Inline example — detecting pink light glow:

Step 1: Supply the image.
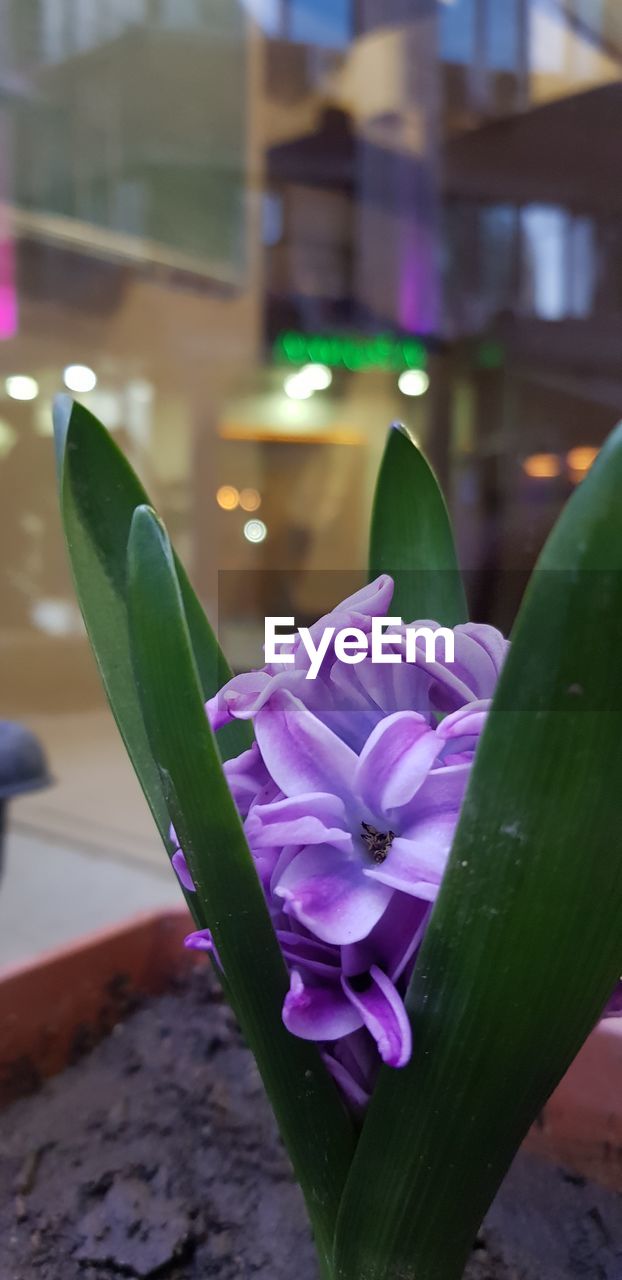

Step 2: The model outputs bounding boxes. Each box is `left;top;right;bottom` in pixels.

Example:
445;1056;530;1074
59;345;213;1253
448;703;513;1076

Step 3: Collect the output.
0;238;17;340
398;230;439;337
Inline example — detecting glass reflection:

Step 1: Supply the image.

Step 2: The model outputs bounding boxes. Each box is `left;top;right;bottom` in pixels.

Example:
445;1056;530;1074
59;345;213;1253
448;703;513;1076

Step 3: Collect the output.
0;0;620;892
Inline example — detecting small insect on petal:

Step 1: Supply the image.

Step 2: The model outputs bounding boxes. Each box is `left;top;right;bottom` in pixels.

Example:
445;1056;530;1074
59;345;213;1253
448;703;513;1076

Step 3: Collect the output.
361;822;396;865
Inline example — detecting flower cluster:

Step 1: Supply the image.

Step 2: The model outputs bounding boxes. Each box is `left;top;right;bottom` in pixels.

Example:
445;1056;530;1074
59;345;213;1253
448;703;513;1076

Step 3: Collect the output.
172;577;512;1111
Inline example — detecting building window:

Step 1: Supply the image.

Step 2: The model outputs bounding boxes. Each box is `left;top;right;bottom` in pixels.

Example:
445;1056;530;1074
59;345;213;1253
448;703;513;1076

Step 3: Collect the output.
521;204;568;319
262;191;284;246
439;0;477;64
479;204;519;314
568;216;596;318
485;0;520;70
241;0;351;45
241;0;281;35
289;0;351;48
529;0;566;72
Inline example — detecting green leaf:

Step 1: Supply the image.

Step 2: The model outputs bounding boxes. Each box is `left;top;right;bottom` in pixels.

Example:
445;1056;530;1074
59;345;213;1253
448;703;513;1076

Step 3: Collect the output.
53;397;251;858
336;423;622;1280
369;423;468;627
126;506;356;1272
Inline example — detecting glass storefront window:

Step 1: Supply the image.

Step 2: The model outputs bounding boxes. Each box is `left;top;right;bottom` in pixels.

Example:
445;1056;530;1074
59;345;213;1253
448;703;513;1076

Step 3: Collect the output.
0;0;621;941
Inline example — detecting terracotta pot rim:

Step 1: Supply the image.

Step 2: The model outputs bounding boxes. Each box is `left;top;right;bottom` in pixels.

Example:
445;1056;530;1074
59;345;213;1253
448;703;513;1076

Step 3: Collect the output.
0;907;619;1193
0;905;190;985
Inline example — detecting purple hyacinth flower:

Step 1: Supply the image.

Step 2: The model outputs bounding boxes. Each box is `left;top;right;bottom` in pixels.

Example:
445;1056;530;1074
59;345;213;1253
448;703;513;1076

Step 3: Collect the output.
253;693;466;941
206;575;395;732
207;575;508;754
173;577;514;1109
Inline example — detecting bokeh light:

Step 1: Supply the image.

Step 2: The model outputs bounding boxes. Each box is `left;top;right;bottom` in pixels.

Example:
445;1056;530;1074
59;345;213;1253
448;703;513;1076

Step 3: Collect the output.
239;487;261;512
397;369;429;397
5;375;39;401
216;485;240;510
299;363;332;390
522;453;562;479
567;446;598;474
244;519;267;543
63;364;98;393
284;373;314;400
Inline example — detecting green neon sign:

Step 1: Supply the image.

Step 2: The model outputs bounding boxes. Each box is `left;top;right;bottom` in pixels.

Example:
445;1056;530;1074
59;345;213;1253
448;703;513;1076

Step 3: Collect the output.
274;330;428;372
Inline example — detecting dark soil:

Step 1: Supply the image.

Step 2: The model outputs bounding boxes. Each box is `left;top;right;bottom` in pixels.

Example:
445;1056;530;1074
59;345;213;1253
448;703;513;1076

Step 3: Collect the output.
0;968;621;1280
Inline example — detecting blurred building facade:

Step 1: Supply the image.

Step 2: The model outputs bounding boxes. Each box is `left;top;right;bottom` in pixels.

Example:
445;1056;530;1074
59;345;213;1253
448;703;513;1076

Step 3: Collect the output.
0;0;621;716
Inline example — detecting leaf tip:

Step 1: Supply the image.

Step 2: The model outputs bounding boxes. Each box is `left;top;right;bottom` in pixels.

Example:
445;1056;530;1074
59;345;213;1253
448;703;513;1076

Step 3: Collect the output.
130;501;162;533
52;394;75;482
389;419;415;443
596;420;622;469
129;502;172;566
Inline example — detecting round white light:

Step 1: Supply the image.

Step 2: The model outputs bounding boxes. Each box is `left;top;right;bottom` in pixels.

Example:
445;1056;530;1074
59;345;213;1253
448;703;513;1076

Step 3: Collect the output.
300;363;332;391
63;364;97;393
398;369;430;397
30;598;82;637
244;519;267;544
284;373;313;401
5;375;39;401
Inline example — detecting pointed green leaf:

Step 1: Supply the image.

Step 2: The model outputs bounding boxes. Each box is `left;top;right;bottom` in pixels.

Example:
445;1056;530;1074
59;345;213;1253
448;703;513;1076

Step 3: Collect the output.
369;423;468;626
127;506;356;1271
336;424;622;1280
54;397;251;858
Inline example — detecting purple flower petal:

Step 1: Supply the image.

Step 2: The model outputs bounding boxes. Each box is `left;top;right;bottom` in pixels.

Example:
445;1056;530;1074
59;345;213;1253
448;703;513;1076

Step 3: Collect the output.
459;622;508;682
604;982;622;1017
255;690;358;802
275;844;392;944
277;929;341;979
343;966;412;1067
365;826;454;899
172;848;195;893
342;895;431;985
268;844;306;895
303;575;395;657
332;574;395;621
437;700;490;743
335;637;422;715
324;1028;378;1111
184;928;222;969
408;763;472;815
323;1051;371;1115
245;792;351;850
223;743;273;818
282;970;363;1041
421;624;508;713
356;711;439;815
206;671;271;729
